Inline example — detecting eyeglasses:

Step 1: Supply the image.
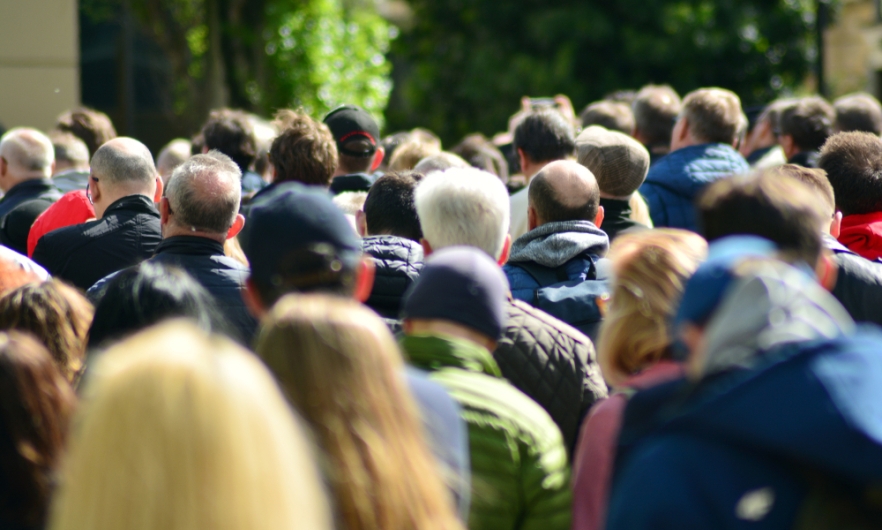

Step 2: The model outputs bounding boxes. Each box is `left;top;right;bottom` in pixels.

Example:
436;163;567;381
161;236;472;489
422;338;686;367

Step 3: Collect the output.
86;176;98;205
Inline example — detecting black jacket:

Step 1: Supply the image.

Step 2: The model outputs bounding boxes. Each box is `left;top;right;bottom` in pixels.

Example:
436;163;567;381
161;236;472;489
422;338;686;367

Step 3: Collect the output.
330;173;374;195
0;179;62;254
827;235;882;326
599;197;648;243
361;235;423;319
788;150;820;168
33;195;161;290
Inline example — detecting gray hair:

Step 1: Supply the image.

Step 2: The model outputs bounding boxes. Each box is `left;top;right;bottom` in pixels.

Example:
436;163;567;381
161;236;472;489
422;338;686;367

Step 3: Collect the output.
50;132;90;166
0;128;54;177
413;152;469;174
91;137;156;186
156;139;192;178
166;151;242;234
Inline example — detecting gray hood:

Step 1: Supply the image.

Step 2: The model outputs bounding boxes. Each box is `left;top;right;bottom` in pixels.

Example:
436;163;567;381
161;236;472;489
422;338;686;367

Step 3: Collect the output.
507;220;609;268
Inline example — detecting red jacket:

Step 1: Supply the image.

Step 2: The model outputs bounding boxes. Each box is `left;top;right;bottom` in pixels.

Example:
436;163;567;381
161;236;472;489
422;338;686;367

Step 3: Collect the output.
838;212;882;262
27;190;95;257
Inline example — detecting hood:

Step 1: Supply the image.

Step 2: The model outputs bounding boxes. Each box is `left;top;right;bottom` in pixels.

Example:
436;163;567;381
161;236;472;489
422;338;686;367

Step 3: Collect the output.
507;220;609;268
644;143;749;198
838;212;882;261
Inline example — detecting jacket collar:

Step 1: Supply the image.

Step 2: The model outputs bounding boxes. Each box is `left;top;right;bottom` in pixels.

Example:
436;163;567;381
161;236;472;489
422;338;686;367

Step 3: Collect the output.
599;197;633;220
400;334;502;378
2;178;56;199
103;194;160;217
155;235;225;257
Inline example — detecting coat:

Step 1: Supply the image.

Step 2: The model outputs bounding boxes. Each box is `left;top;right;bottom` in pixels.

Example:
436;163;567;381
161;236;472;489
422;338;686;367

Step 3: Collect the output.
361;235;423;319
825;234;882;327
0;178;62;255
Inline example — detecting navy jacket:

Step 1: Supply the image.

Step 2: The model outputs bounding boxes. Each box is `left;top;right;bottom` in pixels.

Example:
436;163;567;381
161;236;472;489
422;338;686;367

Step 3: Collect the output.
0;178;62;254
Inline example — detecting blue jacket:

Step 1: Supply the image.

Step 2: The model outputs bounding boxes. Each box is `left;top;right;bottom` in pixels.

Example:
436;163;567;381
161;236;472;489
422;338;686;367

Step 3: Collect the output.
639;143;749;231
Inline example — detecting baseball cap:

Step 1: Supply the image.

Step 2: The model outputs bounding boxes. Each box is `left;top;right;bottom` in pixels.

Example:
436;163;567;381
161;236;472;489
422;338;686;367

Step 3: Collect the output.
576;126;650;197
323;105;380;158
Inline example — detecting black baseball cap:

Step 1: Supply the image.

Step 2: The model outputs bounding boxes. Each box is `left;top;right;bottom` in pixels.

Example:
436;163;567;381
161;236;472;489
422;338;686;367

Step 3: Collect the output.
323;105;380;157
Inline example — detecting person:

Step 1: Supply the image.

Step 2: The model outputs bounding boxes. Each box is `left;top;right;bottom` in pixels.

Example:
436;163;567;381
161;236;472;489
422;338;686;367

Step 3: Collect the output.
200;108;267;195
413;152;470;174
0;128;62;254
739;100;790;169
576;126;651;241
48;320;332;530
88;152;255;343
0;280;93;384
54;107;116;157
256;295;467;529
451;134;509;182
155;138;191;184
0;332;76;530
0;244;48;283
25;190;95;258
323;105;385;194
833;92;882;135
415;167;608;454
777;96;835;168
400;246;571;530
389;140;442;171
508;110;576;238
639;87;750;231
630;84;682;165
579;100;635;135
572;229;706;530
49;132;90;193
32;138;163;290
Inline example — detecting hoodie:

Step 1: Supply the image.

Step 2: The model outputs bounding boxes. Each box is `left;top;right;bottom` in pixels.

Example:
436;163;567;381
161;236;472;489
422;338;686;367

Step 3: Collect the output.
838;212;882;262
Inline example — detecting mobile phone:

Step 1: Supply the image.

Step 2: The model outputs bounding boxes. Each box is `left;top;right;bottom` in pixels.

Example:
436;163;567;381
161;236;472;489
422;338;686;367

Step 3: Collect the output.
530;98;559;110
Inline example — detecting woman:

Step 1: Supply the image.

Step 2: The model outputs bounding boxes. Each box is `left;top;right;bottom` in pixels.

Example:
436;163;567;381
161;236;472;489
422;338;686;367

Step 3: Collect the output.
256;294;464;530
49;320;330;530
572;229;706;530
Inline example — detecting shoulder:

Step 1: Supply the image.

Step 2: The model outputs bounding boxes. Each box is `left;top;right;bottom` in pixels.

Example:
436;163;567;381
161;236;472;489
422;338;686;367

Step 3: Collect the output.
503;298;592;352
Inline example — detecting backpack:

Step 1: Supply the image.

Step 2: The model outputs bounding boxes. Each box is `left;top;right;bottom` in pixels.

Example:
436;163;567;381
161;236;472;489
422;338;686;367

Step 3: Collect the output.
510;256;611;341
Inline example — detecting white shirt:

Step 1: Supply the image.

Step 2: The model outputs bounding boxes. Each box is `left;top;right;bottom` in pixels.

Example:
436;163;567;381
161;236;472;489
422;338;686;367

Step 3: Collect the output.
509;182;531;240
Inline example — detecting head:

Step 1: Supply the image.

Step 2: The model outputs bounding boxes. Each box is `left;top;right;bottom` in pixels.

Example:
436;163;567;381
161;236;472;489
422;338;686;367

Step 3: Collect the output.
358;171;425;241
631;84;682;150
378;131;413;171
49;132;89;175
55;107;116;157
818;131;882;216
388;140;442;171
49;320;331;530
527;160;603;230
332;191;369;216
200;108;257;174
579;100;635;134
88;137;162;219
0;280;93;383
597;230;707;386
671;88;746;151
777;96;835;158
0;128;55;192
0;262;40;296
161;151;244;242
323;105;385;175
156;138;191;183
256;295;462;530
269;110;338;186
768;164;839;236
0;332;75;529
834;92;882;135
741;99;796;154
513;110;576;178
413;152;470;174
576;126;650;199
450;134;509;181
414;167;511;262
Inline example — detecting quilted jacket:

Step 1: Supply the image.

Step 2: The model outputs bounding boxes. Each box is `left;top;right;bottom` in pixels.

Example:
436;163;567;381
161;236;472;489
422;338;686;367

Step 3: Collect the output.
402;333;572;530
639;143;749;231
361;235;423;319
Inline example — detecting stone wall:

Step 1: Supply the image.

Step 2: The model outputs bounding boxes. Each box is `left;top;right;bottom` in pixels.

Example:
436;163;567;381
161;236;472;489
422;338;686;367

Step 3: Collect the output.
825;0;882;97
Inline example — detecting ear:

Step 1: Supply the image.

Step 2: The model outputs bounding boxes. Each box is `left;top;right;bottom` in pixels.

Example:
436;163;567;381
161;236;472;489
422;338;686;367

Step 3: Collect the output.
420;238;433;257
830;211;843;239
202;146;209;154
353;257;376;303
153;176;164;203
497;234;512;265
779;134;796;159
370;147;385;172
816;251;838;292
0;156;7;177
678;118;690;143
355;210;368;237
594;205;605;229
159;197;171;225
402;319;414;335
527;205;539;231
271;164;277;184
50;160;57;176
517;148;528;174
226;214;245;239
243;279;267;318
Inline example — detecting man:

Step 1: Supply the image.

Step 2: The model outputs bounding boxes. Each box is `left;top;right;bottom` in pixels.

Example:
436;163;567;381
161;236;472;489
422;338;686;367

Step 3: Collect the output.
201;108;266;195
323;105;385;195
508;110;576;239
400;246;571;530
777;96;834;168
576;126;650;241
739;100;790;169
156;138;191;184
415;167;608;454
639;87;749;231
33;138;162;290
0;128;62;254
834;92;882;135
631;84;682;165
50;132;91;193
579;100;635;135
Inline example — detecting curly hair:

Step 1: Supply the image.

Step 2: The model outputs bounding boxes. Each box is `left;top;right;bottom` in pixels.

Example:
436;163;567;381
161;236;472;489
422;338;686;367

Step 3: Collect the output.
269;110;337;186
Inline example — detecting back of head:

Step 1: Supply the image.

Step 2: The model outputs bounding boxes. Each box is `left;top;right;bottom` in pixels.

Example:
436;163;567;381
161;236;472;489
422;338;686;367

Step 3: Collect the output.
414;167;510;260
818;131;882;216
681;87;745;145
769;164;835;219
90;137;157;190
55;107;117;157
413;152;469;174
156;139;192;179
201;109;257;173
50;132;89;170
363;171;424;241
165;151;242;235
389;140;441;171
0;128;55;179
778;96;835;152
528;159;601;224
50;320;331;530
323;105;380;174
576;126;650;197
632;84;682;148
270;110;338;186
834;92;882;135
697;171;828;266
513;110;575;163
579;100;636;134
451;134;509;181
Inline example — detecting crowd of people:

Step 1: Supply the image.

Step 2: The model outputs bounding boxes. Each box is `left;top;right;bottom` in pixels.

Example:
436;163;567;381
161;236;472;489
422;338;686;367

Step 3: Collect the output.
2;81;882;530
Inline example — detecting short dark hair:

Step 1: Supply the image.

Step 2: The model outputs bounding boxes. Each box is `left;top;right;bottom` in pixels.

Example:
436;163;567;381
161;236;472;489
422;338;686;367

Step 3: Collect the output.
513;110;575;163
55;107;117;156
201;108;257;173
632;85;681;148
528;165;600;223
363;171;424;241
269;110;338;186
778;97;835;152
818;131;882;215
698;171;827;266
451;134;509;181
580;100;635;134
834;93;882;135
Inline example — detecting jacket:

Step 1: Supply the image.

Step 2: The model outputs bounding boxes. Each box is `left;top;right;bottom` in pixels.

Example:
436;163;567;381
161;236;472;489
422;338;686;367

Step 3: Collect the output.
824;234;882;326
361;235;423;319
495;298;608;455
838;212;882;261
32;194;161;290
598;197;648;243
51;169;90;193
401;334;572;530
330;173;374;195
788;150;820;168
27;190;95;257
0;178;62;255
639;143;749;231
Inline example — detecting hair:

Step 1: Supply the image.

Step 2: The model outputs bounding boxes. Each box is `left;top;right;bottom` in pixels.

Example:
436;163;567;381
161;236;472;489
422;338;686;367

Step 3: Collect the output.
200;108;257;173
413;152;469;174
0;332;75;529
632;84;682;148
338;139;377;174
698;171;828;266
379;131;413;170
90;138;156;187
415;167;510;260
165;151;242;234
364;171;425;241
49;320;331;530
156;138;191;179
87;262;230;349
630;192;654;227
389;140;441;171
598;230;706;386
575;126;650;197
451;134;509;181
0;280;92;383
513;110;575;163
55;107;117;157
0;128;55;177
579;100;635;134
778;96;835;152
50;132;89;167
332;191;369;216
834;92;882;135
818;131;882;215
255;295;462;530
770;164;835;219
681;88;745;145
528;162;601;223
270;110;338;186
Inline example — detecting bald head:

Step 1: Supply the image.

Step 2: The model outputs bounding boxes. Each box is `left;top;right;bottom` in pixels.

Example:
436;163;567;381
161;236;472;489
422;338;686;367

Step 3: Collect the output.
165;151;242;235
0;128;54;180
91;137;156;188
528;160;601;225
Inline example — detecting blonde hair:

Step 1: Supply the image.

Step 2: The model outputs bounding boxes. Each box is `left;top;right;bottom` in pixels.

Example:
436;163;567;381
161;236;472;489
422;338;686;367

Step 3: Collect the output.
389;140;441;171
49;320;331;530
598;229;707;386
256;294;464;530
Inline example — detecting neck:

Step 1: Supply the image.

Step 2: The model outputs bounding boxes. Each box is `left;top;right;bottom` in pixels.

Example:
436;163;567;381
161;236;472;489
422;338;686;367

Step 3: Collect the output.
96;191;151;218
1;174;44;192
332;165;369;178
522;160;549;182
163;224;226;243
